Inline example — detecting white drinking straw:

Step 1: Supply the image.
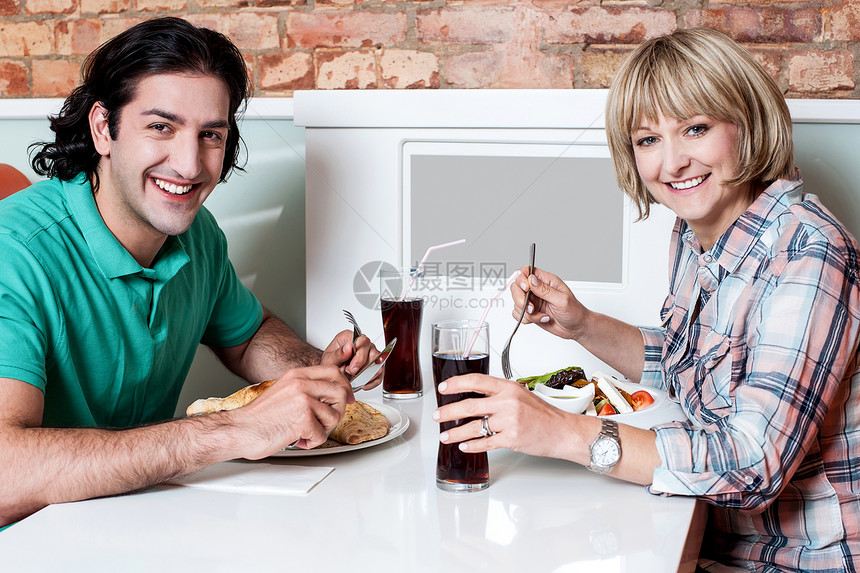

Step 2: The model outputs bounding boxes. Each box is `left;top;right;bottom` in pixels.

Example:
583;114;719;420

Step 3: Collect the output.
463;269;522;358
400;238;466;300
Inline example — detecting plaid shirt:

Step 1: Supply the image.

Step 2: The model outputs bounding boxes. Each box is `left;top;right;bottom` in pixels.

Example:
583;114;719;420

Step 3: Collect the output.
639;178;860;572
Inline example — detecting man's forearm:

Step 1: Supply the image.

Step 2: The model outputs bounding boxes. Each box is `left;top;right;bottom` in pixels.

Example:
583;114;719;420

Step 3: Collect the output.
215;311;323;383
0;413;239;526
247;315;322;370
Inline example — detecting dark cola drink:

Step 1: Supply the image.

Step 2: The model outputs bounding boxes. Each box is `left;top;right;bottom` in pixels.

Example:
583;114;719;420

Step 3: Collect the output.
381;297;424;398
433;352;490;491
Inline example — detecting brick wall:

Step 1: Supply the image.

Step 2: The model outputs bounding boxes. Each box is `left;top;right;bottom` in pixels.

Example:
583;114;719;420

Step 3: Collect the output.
0;1;857;99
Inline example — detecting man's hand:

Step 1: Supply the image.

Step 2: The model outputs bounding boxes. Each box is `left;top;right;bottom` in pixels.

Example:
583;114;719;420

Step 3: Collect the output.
320;330;384;391
232;365;354;457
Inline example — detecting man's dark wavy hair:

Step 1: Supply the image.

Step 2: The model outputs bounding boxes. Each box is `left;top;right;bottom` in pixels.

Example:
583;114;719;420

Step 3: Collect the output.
30;17;250;191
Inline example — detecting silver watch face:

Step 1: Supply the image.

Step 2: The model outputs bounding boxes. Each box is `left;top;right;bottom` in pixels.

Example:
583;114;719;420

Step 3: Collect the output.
592;436;620;466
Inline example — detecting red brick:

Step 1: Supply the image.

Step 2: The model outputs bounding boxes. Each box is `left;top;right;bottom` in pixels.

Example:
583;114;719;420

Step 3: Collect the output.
55;19;101;56
32;58;79;96
80;0;130;13
0;59;28;96
187;13;281;51
0;21;54;57
0;0;20;15
196;0;247;8
823;3;860;42
445;50;504;88
581;48;631;88
98;17;146;44
418;6;516;44
380;49;440;88
445;47;574;89
256;0;304;6
137;0;187;12
788;50;854;94
745;45;784;86
287;10;407;49
315;50;377;89
258;52;314;91
685;8;818;42
25;0;75;14
545;7;675;44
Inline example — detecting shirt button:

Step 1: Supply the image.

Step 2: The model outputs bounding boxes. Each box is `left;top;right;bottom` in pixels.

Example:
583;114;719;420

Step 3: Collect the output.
744;475;754;485
703;254;713;264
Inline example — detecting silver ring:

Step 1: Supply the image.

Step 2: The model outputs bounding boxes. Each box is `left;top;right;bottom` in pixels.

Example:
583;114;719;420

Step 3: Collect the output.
479;416;493;437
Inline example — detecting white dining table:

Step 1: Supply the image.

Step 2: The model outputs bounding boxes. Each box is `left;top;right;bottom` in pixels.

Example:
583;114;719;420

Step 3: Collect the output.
0;382;705;573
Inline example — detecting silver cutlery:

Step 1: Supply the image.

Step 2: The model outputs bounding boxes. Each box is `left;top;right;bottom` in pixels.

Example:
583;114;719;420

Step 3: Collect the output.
501;243;536;379
349;337;396;392
343;309;362;343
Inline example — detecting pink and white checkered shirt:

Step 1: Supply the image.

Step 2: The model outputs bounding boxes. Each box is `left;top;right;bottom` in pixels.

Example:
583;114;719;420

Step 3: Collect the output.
639;177;860;571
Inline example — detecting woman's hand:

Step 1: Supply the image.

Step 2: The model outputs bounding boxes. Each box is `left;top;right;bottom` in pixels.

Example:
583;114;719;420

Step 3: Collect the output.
432;373;593;462
512;266;590;341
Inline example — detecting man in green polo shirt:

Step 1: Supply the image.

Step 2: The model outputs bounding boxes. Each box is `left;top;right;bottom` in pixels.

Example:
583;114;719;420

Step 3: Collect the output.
0;18;379;527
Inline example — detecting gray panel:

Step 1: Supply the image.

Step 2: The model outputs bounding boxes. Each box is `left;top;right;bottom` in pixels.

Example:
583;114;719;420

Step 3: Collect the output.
793;123;860;241
410;155;624;283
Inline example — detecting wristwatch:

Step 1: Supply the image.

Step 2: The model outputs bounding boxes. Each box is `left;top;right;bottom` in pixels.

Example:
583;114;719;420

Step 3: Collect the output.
587;419;621;474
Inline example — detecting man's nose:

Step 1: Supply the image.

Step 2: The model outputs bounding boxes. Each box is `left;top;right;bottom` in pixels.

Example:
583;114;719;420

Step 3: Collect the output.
169;134;203;180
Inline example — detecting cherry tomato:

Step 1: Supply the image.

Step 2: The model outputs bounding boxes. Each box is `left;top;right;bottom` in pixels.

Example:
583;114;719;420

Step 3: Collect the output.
597;403;617;416
631;390;655;411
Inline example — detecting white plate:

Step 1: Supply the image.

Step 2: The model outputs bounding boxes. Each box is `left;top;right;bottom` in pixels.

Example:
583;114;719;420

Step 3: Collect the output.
532;380;686;430
270;402;410;458
604;383;686;430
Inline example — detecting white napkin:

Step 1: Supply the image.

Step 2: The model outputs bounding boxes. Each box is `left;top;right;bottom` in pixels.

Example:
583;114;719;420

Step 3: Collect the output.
167;461;334;495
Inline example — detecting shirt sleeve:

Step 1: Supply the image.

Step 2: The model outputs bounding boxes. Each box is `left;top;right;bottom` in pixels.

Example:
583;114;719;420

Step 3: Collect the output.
0;235;53;390
639;325;666;389
649;237;860;511
197;213;264;348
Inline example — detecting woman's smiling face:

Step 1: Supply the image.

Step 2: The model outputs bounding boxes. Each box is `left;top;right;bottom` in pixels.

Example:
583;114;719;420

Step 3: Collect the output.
632;111;755;250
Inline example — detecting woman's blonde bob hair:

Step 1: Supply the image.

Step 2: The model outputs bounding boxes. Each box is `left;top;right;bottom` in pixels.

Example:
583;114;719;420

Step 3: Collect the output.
606;27;795;219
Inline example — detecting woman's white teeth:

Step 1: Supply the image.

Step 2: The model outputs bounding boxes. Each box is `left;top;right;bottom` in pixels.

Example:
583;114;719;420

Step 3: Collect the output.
669;175;705;190
154;178;192;195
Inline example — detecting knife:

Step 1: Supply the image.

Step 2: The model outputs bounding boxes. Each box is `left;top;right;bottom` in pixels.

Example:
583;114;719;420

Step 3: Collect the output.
349;337;397;391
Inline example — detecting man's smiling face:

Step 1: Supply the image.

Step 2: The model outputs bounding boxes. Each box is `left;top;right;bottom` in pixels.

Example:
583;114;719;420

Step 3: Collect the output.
90;72;231;264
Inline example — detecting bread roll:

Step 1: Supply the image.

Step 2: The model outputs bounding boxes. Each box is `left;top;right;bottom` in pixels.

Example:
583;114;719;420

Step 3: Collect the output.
185;382;390;446
185;380;274;417
329;401;390;445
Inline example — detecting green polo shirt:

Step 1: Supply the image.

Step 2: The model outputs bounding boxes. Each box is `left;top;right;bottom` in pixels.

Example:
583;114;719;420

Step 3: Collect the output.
0;174;263;427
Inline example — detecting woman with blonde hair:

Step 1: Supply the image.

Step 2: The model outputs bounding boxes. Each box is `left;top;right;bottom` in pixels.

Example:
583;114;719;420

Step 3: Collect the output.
435;28;860;571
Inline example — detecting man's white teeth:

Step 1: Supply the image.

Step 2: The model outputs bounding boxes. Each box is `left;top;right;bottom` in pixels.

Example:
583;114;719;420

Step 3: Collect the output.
669;175;705;190
154;178;192;195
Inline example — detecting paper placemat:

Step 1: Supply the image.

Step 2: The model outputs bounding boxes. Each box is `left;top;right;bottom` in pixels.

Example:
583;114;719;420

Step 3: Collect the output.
167;461;334;495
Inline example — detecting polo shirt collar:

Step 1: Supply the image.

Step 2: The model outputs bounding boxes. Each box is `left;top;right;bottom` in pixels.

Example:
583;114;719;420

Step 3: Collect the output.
63;173;190;280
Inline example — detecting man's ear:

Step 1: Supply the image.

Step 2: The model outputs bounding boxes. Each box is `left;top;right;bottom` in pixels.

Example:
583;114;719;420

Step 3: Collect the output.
89;102;111;157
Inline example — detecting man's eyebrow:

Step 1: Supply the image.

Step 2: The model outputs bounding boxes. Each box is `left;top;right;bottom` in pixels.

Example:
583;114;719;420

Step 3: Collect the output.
141;108;229;130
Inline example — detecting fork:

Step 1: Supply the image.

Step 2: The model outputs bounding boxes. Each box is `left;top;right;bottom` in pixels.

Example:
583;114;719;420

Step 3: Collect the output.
343;309;362;343
501;243;536;379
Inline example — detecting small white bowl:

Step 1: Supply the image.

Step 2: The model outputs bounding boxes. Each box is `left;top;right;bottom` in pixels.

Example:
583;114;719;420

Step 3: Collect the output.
533;382;595;414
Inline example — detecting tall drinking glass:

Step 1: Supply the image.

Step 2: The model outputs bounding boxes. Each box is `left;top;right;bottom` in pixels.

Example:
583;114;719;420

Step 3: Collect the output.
380;268;424;399
432;320;490;492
